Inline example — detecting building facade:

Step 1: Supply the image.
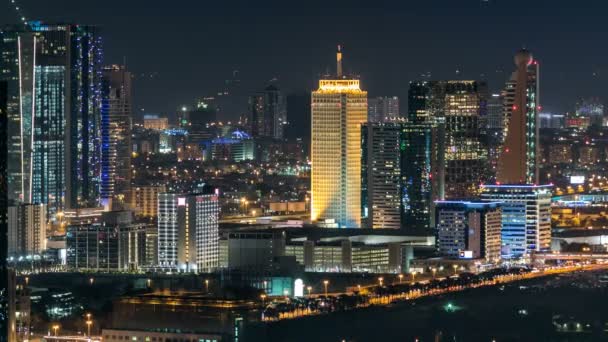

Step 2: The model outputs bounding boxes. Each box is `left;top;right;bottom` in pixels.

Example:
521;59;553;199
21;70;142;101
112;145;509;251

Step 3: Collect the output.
408;80;488;199
311;47;367;228
129;185;166;218
435;201;502;263
248;84;287;139
497;49;540;185
368;96;399;122
481;184;551;258
361;122;401;229
157;192;219;272
101;65;132;208
7;203;47;256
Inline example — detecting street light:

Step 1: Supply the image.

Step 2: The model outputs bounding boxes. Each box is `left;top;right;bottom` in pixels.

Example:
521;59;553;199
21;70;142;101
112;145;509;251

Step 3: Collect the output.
323;280;329;296
398;274;404;284
260;294;267;305
431;268;437;279
307;286;312;296
205;279;209;292
378;277;384;287
89;277;94;285
52;325;60;336
411;271;417;282
452;264;458;275
86;320;92;336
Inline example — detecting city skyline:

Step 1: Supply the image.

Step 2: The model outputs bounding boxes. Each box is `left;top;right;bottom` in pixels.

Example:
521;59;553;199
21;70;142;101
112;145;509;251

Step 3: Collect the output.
1;1;607;121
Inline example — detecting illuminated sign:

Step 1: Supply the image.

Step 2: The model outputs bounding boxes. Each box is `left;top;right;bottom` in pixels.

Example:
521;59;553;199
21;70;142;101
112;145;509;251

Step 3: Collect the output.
570;176;585;184
459;250;473;259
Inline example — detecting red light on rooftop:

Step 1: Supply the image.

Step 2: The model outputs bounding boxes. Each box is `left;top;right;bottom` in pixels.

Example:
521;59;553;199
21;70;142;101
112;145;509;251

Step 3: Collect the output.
512;105;518;111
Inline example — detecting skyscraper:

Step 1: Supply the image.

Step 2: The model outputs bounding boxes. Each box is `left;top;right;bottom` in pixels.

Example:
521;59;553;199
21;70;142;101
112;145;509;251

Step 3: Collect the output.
480;184;551;259
311;46;367;228
408;80;488;199
400;122;437;229
0;80;10;342
0;22;104;217
248;85;287;139
497;49;539;185
435;200;502;263
361;122;438;230
361;123;401;229
368;96;400;122
157;192;219;272
101;65;132;208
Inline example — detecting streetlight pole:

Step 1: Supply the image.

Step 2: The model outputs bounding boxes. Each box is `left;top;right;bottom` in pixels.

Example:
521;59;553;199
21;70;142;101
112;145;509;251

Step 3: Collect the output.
398;274;404;284
307;286;312;297
411;271;417;283
52;325;59;336
323;280;329;296
86;320;92;336
205;279;209;292
452;264;458;276
378;277;384;287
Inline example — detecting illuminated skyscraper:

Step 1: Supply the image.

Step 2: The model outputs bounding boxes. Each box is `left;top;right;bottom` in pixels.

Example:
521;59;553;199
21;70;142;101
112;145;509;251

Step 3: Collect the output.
101;65;132;208
248;85;287;139
408;80;488;199
361;122;401;229
0;23;103;216
311;46;367;228
497;49;539;185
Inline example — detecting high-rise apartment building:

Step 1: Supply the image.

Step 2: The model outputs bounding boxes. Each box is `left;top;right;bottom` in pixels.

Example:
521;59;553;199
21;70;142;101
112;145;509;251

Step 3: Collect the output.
361;123;401;229
435;200;502;263
311;46;367;228
0;22;104;217
497;49;539;185
157;192;219;272
480;184;551;259
368;96;399;122
7;203;47;256
574;97;604;127
408;80;488;199
101;65;132;208
249;85;287;139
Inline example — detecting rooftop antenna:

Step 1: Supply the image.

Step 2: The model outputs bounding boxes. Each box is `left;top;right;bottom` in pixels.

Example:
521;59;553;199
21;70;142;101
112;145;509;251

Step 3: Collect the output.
336;45;343;78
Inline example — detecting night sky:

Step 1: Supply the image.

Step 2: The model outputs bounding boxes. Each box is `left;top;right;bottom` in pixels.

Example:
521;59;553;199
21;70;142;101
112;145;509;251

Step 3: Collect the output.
2;0;607;120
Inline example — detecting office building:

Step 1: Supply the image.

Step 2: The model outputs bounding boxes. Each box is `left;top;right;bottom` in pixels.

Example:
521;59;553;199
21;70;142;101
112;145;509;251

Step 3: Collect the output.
142;114;168;130
400;123;437;229
185;101;217;144
497;49;540;184
435;201;502;263
311;46;367;228
481;184;551;259
7;203;47;256
408;80;488;199
101;65;132;208
129;185;166;218
211;130;255;162
361;122;401;229
158;192;219;272
66;220;120;272
249;84;287;139
368;96;400;122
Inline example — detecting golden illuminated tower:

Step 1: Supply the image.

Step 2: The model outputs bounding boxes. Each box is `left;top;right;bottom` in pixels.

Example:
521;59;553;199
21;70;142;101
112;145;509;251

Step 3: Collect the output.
311;46;367;228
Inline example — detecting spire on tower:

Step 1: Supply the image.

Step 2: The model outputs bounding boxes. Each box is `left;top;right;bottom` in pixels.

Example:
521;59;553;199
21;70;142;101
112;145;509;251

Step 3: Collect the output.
336;45;343;78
